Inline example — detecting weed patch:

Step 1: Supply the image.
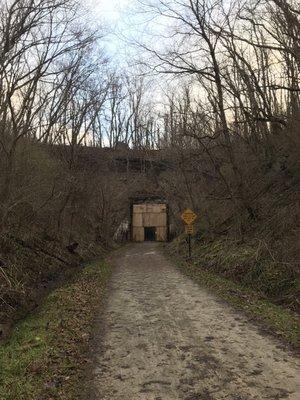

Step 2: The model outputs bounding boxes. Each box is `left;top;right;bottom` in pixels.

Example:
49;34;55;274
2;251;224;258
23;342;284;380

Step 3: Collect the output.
165;239;300;349
0;260;111;400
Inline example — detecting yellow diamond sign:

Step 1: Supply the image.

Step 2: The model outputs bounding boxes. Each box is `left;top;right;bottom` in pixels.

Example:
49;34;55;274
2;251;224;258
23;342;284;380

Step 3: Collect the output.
181;208;197;225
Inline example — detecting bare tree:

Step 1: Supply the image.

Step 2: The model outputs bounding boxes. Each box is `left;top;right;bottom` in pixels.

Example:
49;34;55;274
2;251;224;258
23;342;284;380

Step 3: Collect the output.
0;0;106;231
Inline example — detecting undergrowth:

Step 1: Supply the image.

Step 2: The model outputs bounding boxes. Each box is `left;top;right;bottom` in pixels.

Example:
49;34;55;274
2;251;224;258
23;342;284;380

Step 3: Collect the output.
0;233;106;330
166;237;300;349
0;260;111;400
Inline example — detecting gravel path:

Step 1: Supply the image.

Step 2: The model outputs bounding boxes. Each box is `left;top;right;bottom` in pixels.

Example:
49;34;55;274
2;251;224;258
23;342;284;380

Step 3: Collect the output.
92;243;300;400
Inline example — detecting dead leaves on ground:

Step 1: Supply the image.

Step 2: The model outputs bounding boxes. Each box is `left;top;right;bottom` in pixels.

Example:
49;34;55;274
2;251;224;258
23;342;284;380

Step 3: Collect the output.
33;264;110;400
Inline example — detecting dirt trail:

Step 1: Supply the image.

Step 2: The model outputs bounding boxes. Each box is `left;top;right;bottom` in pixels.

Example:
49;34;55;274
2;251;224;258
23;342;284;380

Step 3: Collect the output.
92;243;300;400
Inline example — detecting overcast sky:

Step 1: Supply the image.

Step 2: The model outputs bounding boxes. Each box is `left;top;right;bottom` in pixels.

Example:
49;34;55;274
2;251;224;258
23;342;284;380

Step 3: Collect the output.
84;0;165;65
88;0;132;22
85;0;136;56
83;0;185;102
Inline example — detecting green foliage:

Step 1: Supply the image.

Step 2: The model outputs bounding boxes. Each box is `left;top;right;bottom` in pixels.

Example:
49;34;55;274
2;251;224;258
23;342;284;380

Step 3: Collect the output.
0;261;111;400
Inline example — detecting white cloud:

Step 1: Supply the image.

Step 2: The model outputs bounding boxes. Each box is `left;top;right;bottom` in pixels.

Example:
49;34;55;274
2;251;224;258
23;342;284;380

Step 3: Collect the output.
88;0;132;22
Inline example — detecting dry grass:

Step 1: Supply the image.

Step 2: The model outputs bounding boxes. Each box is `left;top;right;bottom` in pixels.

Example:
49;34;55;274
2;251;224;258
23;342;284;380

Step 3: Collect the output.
165;237;300;348
0;260;111;400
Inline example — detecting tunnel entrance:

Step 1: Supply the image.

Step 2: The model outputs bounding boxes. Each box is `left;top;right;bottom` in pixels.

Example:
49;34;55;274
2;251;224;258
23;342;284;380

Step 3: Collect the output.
144;227;156;241
131;196;168;242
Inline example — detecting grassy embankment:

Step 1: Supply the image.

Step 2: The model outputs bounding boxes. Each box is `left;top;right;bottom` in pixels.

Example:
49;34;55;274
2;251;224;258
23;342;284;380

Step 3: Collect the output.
0;260;111;400
0;233;108;330
166;237;300;349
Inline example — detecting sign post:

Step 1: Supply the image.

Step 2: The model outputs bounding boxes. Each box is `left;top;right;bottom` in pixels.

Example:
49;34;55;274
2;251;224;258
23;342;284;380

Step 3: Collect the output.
188;232;191;258
181;209;197;258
